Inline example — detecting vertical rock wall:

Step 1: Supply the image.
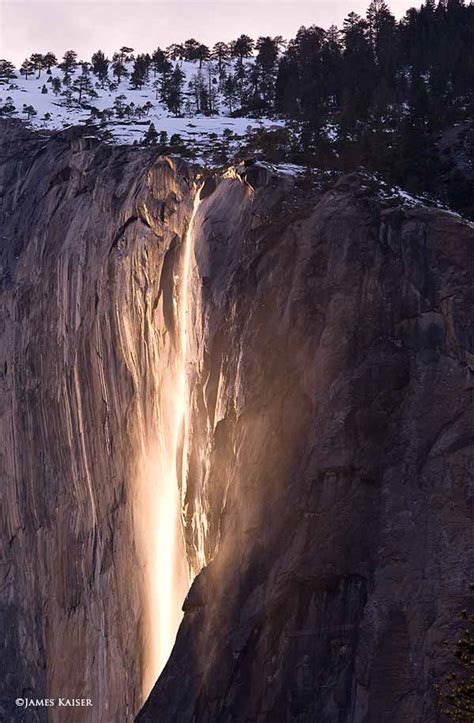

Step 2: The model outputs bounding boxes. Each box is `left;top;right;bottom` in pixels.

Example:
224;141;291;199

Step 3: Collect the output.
0;123;472;723
0;123;196;721
140;168;473;722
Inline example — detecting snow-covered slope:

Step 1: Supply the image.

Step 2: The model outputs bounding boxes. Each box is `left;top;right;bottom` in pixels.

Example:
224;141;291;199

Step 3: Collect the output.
0;60;284;159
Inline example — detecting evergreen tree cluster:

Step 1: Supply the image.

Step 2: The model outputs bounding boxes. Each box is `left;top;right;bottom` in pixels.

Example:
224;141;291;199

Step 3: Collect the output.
271;0;472;203
3;0;471;128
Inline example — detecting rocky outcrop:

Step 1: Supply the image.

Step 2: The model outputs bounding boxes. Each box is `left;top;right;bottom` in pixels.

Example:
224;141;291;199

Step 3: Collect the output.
0;121;472;722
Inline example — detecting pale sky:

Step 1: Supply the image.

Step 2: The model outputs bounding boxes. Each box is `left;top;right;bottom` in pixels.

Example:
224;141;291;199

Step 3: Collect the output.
1;0;419;66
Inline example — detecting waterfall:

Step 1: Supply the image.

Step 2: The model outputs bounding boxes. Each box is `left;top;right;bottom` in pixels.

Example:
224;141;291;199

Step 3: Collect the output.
135;185;202;700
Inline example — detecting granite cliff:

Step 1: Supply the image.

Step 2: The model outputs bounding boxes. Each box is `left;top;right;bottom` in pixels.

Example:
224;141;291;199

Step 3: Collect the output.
0;121;472;722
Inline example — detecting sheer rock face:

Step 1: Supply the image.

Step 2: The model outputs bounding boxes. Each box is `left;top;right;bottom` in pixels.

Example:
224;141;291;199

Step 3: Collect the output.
0;122;472;723
0;122;196;722
139;171;473;722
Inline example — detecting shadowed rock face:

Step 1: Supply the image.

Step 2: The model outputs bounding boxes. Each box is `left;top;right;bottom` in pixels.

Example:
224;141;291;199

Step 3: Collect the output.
139;172;473;721
0;121;472;722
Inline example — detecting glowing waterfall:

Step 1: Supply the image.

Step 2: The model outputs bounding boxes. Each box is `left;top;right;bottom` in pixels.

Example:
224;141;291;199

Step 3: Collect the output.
136;186;202;699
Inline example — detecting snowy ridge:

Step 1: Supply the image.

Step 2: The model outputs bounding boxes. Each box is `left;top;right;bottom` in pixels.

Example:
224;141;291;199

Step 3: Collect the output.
0;60;284;162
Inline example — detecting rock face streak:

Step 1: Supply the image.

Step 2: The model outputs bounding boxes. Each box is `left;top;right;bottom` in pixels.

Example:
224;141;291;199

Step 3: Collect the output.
0;123;472;722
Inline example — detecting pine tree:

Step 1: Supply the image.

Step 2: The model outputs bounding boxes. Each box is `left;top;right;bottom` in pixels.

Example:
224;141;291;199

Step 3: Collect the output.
211;42;231;75
123;101;135;120
275;56;299;116
223;74;238;113
169;133;186;154
130;54;148;89
91;50;109;84
112;54;128;84
51;77;62;95
234;61;248;106
195;44;210;69
366;1;389;49
166;44;185;61
253;36;281;110
151;48;170;76
62;88;73;108
119;46;134;62
0;59;16;83
183;38;201;62
60;50;78;74
160;65;185;115
288;26;326;120
170;65;185;115
152;76;161;101
20;59;35;80
189;69;211;114
113;93;127;118
321;25;343;108
43;52;58;72
142;122;159;145
72;64;97;104
367;1;397;88
231;35;254;67
143;53;152;79
29;53;45;78
341;12;375;126
22;103;37;120
206;62;219;114
393;67;438;193
0;96;16;116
